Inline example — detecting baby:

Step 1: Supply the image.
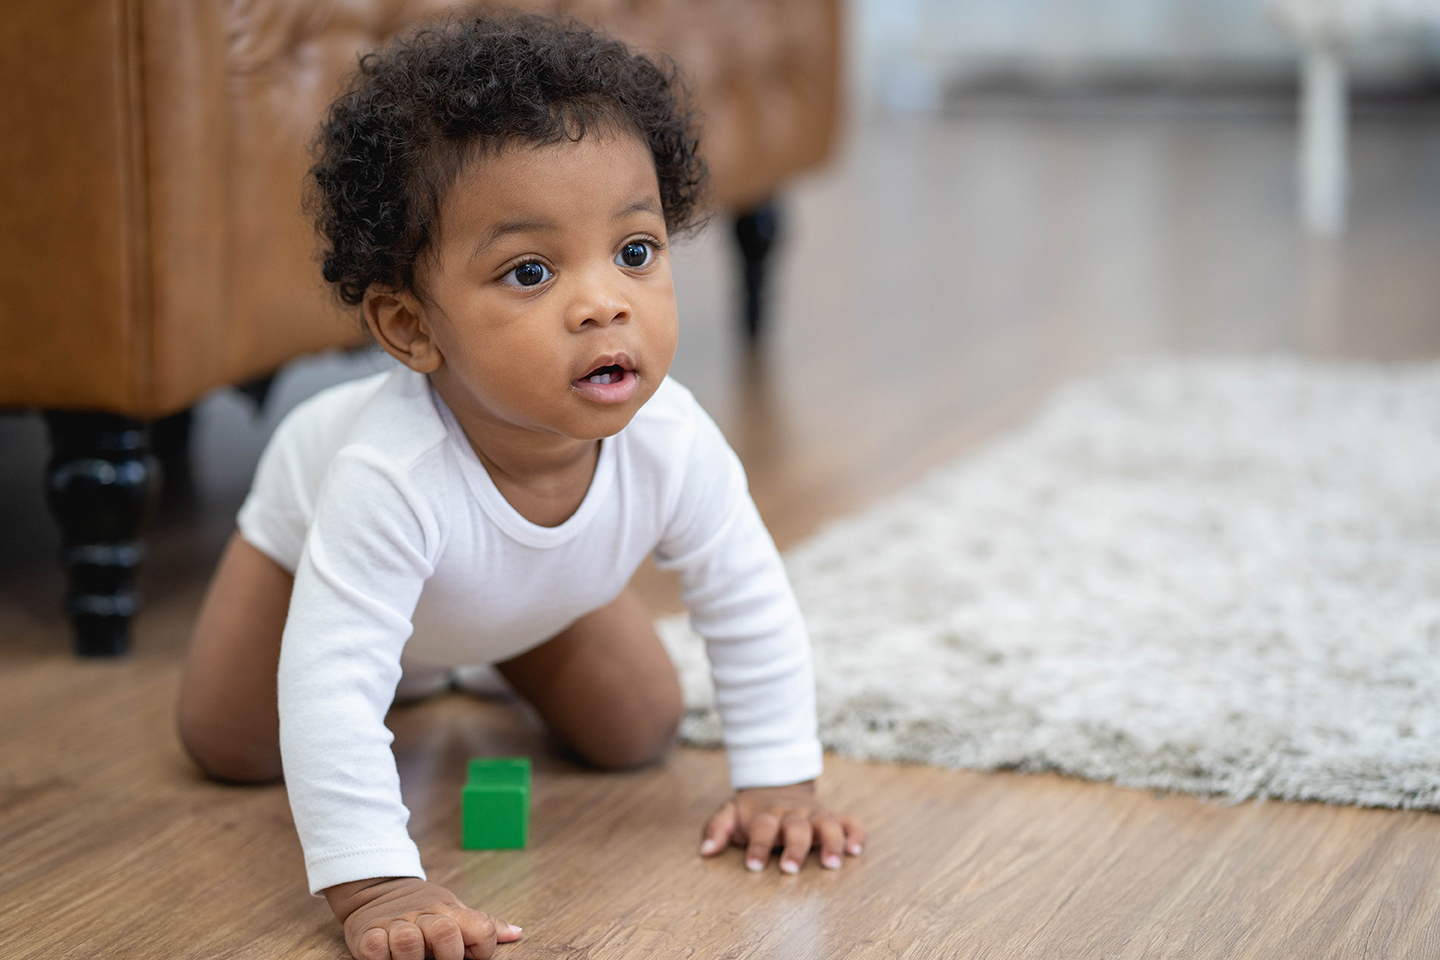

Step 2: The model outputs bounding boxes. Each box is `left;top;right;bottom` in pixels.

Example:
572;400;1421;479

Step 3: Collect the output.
176;12;863;960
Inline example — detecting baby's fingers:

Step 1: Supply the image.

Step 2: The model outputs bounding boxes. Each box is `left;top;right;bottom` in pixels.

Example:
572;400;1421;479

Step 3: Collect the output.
840;813;867;856
814;815;847;869
701;800;738;856
745;812;781;872
415;914;465;960
356;926;393;960
449;907;517;959
778;813;813;875
387;920;427;960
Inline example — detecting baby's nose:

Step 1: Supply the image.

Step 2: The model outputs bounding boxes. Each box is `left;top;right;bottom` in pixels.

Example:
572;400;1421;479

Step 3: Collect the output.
567;276;631;329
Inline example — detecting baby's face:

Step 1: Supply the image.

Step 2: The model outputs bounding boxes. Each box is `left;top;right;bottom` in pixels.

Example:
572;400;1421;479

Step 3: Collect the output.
416;131;679;442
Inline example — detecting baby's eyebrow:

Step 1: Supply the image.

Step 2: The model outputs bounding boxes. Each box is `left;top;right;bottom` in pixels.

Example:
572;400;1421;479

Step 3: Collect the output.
614;195;663;220
471;219;555;260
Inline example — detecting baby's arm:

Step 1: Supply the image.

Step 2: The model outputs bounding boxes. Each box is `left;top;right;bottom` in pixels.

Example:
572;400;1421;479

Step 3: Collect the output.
654;400;865;872
324;877;521;960
279;448;432;890
279;448;515;954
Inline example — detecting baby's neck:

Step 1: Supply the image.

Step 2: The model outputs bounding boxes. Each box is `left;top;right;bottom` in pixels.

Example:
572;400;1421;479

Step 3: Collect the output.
472;433;600;529
435;379;602;529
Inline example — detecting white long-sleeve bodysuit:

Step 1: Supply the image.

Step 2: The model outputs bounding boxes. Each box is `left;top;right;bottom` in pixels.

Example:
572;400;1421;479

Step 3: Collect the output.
237;367;822;894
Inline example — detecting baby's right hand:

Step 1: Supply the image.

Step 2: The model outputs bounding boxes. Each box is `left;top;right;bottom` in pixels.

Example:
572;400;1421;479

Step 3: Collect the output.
323;876;521;960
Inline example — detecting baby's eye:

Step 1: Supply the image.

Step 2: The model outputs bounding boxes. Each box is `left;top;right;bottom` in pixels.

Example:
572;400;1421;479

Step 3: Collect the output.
503;261;553;287
616;241;655;269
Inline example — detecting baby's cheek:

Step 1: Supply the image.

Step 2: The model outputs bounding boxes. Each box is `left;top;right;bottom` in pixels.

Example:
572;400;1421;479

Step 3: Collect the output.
641;301;679;368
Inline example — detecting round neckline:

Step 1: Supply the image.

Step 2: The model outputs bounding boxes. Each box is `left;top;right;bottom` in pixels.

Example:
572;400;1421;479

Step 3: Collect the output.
429;385;616;548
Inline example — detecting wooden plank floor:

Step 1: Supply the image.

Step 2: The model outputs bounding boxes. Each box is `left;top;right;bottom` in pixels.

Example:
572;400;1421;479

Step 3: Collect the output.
7;639;1440;959
6;104;1440;958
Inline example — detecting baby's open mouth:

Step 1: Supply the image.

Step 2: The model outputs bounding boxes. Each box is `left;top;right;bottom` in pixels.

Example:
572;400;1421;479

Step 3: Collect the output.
581;364;627;384
572;358;639;404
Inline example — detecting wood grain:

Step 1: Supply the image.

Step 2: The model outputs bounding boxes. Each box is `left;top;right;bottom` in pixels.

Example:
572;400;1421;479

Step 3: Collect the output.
6;105;1440;957
5;648;1440;959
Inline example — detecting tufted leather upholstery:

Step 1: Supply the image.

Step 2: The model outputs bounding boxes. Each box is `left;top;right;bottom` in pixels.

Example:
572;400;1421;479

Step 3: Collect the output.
0;0;841;417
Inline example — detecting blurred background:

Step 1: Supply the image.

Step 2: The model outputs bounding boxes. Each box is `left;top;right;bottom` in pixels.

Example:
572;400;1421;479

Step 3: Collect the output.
3;0;1440;652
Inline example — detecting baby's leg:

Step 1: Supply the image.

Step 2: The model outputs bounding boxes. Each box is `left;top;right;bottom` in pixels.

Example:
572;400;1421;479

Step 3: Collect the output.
176;532;292;782
495;588;684;770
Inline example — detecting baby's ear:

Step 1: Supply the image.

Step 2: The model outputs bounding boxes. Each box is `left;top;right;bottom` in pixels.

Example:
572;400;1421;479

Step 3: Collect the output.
363;287;442;373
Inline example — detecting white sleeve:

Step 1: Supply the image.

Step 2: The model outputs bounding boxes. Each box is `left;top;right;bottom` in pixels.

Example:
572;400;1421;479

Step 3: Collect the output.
236;411;318;574
277;445;442;895
653;408;823;790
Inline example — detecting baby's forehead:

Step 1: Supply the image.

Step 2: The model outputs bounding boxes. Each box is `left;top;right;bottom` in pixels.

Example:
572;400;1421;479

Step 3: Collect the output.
463;120;651;173
435;132;664;247
449;132;660;208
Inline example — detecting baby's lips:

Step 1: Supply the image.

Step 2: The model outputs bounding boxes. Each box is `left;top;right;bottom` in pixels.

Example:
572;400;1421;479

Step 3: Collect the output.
575;350;637;381
571;366;639;404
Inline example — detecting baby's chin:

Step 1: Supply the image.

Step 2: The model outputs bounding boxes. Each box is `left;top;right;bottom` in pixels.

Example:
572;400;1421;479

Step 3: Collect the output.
560;375;660;438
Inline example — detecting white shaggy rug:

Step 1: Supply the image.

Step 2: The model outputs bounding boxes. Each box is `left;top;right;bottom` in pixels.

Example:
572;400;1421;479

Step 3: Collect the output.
657;356;1440;809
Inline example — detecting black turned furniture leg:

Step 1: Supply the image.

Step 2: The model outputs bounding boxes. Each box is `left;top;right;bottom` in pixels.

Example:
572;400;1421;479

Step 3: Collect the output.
235;372;276;413
734;202;781;340
42;412;162;656
151;408;194;500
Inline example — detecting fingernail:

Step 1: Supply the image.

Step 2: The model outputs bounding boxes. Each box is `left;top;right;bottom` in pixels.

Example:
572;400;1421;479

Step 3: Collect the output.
823;854;841;869
849;844;863;856
509;925;523;934
700;839;717;855
746;858;763;872
780;860;799;875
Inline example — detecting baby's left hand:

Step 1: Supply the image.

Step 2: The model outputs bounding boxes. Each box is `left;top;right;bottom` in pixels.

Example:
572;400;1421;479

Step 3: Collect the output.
700;780;865;874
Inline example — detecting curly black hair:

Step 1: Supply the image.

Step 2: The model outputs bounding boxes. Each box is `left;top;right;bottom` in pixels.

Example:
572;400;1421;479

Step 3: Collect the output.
308;11;707;306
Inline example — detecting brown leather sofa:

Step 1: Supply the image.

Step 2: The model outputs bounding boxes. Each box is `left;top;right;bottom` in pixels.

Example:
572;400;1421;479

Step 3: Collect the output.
0;0;842;654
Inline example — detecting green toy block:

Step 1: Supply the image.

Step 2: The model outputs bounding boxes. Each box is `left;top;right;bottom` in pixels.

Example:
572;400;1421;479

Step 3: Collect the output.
461;757;531;850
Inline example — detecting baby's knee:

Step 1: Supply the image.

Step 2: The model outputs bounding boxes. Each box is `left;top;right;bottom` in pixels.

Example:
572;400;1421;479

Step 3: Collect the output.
575;689;684;771
578;728;673;771
177;714;282;784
